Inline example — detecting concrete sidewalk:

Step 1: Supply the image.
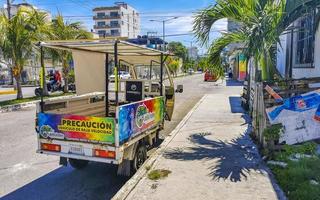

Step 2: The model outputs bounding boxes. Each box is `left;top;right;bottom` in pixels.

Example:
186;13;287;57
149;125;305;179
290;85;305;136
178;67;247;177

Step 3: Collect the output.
124;89;286;200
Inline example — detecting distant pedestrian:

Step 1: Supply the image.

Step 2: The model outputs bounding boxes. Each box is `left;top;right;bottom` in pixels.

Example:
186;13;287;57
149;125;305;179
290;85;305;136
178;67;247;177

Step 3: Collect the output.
228;68;233;79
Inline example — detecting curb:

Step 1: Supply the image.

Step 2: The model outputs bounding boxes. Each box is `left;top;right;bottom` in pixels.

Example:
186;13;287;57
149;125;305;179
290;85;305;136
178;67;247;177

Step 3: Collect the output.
0;94;76;113
0;101;37;113
112;95;207;200
0;90;16;95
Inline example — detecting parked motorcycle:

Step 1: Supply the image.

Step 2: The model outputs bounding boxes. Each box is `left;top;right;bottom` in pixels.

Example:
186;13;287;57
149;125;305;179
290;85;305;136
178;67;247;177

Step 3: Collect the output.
34;81;63;97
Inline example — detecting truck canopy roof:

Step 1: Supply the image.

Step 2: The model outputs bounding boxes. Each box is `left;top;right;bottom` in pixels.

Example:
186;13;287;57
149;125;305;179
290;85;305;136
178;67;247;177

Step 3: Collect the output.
40;39;170;65
39;39;171;95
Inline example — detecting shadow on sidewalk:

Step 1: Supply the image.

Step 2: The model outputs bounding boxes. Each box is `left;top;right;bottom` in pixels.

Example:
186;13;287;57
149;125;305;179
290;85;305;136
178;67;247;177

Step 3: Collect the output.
226;79;243;87
163;127;263;183
229;96;244;113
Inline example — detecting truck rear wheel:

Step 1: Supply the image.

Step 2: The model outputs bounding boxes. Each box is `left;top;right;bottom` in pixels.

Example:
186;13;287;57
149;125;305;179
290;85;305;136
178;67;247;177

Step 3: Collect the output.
69;158;89;169
131;144;147;174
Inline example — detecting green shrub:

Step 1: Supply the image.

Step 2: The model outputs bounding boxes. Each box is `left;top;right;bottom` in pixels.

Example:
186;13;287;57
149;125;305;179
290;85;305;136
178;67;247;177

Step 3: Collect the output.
263;123;283;141
270;156;320;200
148;169;171;180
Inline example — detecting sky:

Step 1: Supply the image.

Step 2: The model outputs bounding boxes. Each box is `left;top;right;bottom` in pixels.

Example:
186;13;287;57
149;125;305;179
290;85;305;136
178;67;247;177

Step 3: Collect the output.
1;0;227;54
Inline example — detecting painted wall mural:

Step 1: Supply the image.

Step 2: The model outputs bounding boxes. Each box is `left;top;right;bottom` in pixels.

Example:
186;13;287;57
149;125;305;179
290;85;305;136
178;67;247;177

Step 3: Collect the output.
118;97;165;143
238;53;247;81
266;89;320;144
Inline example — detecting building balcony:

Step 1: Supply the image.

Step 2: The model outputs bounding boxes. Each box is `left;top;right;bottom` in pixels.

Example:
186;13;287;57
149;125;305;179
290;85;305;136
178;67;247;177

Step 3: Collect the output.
98;32;121;38
110;24;120;28
93;15;120;20
94;24;120;29
94;24;109;29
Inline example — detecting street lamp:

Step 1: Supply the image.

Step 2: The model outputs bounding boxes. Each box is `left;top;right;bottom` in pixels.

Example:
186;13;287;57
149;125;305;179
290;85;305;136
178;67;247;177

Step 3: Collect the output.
149;17;179;51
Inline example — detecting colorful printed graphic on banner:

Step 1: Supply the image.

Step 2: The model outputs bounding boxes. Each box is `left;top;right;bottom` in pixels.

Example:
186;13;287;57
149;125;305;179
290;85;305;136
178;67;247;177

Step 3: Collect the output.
266;89;320;144
38;113;115;143
238;53;247;81
118;97;164;143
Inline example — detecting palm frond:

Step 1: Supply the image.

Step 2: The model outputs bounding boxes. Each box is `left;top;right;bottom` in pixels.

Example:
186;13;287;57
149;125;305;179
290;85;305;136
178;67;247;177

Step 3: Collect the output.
207;31;248;69
193;0;260;45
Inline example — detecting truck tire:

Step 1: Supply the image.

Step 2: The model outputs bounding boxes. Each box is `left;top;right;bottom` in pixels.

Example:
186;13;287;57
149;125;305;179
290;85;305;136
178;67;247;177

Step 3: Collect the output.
131;143;147;174
153;130;161;147
69;158;89;169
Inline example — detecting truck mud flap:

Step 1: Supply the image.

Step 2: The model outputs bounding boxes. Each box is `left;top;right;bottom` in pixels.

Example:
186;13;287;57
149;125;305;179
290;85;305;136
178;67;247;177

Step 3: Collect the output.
59;157;68;166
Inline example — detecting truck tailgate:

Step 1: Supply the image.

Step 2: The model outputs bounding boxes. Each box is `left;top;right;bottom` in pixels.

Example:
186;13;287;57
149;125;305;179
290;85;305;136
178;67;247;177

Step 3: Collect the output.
37;113;116;144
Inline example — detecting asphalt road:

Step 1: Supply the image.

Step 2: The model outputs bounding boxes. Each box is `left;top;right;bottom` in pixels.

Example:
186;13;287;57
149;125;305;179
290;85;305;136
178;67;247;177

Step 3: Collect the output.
0;74;241;200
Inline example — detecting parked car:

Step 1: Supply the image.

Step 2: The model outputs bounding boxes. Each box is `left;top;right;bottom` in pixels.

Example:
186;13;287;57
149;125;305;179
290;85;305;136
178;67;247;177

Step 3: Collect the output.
188;68;194;75
109;71;131;82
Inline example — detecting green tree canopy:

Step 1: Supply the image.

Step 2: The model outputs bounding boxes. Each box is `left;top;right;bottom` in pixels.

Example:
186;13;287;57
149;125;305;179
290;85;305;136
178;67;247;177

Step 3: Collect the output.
167;41;188;61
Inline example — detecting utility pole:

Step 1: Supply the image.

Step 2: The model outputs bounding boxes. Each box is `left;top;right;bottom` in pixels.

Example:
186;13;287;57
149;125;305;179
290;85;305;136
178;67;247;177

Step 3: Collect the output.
7;0;11;19
149;17;179;52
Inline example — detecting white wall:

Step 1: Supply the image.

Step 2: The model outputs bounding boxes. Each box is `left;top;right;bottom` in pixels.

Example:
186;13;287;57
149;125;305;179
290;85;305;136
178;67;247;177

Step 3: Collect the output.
276;34;287;77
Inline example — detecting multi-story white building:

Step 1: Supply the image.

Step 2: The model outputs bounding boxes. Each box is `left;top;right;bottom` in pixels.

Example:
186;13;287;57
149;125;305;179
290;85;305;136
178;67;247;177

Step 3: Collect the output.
93;2;140;38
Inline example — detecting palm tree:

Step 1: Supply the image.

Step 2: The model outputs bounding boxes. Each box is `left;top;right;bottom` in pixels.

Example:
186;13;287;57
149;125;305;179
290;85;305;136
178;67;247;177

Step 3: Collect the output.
0;7;49;99
49;14;92;93
193;0;320;81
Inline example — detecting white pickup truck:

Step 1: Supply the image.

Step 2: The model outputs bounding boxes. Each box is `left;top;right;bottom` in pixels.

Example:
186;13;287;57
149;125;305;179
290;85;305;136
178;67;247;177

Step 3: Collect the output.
35;39;182;175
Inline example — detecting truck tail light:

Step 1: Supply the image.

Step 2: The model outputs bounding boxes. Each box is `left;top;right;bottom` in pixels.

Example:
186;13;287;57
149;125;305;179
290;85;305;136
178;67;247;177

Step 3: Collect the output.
41;143;61;152
93;149;115;159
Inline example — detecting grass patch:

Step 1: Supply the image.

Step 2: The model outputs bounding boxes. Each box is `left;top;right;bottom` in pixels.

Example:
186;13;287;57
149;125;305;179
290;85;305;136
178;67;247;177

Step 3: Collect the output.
145;165;151;171
0;92;74;107
147;169;171;180
268;142;320;200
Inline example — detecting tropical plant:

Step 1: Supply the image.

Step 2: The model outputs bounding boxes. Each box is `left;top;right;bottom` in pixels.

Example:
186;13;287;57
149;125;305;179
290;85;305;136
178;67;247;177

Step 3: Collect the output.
0;8;49;99
193;0;320;81
166;57;180;77
48;14;92;92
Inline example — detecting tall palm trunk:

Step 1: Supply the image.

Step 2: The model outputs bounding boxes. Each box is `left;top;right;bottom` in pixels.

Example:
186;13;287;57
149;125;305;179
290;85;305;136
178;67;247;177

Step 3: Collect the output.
14;74;23;99
260;50;269;81
62;59;69;93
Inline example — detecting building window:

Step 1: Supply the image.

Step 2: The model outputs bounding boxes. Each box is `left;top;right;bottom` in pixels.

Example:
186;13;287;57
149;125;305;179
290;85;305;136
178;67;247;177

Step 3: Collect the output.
293;13;315;68
111;29;119;36
97;21;105;27
97;12;105;18
110;21;119;27
98;30;106;37
110;12;119;17
122;21;124;25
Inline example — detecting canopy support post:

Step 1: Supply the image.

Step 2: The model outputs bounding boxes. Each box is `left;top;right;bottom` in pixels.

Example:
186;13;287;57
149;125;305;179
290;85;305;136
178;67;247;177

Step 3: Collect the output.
115;40;119;106
105;53;109;117
160;53;164;96
40;45;45;112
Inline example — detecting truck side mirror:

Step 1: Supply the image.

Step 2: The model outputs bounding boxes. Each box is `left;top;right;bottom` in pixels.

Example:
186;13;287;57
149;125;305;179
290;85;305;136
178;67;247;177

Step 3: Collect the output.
175;85;183;93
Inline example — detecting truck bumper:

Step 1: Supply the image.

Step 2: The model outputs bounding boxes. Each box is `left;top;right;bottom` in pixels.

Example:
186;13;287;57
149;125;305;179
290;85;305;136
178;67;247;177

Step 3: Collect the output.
37;150;120;164
37;139;121;164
